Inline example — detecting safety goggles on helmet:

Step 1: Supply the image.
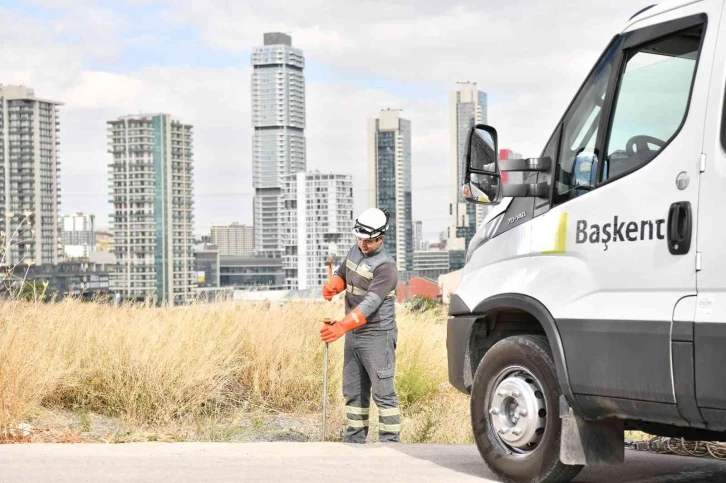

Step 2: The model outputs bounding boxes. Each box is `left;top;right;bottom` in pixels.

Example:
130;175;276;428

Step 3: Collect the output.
352;209;389;239
353;222;385;239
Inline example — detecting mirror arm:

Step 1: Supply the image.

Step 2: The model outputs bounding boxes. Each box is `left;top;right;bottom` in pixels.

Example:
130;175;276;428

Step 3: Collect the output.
501;182;550;198
498;157;551;172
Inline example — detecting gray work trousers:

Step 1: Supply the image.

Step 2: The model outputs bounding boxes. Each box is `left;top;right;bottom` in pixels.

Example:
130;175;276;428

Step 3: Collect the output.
343;326;401;443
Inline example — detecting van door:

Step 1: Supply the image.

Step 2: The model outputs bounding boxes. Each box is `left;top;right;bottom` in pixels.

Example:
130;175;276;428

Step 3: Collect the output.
695;1;726;429
528;8;714;418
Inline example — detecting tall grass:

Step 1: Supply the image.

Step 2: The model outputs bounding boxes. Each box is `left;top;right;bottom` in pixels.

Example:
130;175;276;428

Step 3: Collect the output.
0;298;472;443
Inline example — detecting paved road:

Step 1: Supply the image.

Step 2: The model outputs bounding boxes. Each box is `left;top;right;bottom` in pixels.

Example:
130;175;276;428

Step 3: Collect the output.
1;443;725;482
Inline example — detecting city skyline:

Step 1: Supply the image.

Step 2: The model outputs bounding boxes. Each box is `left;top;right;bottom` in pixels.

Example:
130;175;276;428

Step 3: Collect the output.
0;1;641;241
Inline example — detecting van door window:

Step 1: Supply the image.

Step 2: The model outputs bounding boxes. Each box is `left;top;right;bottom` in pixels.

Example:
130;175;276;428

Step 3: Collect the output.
604;25;703;181
553;51;615;206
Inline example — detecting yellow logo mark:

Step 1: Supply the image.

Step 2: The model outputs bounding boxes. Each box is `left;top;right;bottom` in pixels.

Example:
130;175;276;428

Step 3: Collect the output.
542;213;568;255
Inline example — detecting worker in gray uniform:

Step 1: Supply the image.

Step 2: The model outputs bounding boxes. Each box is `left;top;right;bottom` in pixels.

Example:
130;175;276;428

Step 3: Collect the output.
321;207;401;443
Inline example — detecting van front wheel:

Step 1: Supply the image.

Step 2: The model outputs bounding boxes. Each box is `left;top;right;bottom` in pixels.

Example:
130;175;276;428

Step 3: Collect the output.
470;334;583;483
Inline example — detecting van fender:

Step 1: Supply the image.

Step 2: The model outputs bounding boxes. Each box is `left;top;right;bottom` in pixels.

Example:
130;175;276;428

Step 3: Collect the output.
454;293;577;408
453;293;624;465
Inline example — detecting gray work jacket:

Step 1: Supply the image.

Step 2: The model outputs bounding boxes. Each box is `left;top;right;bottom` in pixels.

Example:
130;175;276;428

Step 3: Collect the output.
335;244;398;331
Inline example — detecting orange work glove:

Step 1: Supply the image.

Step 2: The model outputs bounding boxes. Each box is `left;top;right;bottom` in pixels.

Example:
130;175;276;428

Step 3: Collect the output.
322;275;345;301
320;307;367;343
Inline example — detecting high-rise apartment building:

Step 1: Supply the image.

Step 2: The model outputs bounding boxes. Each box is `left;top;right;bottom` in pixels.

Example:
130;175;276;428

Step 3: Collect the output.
367;109;413;271
211;222;254;256
281;172;355;290
251;32;306;256
62;212;95;258
108;114;196;305
448;82;488;251
0;85;62;266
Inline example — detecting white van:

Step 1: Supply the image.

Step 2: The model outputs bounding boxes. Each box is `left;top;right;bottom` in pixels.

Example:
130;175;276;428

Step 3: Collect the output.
446;1;726;482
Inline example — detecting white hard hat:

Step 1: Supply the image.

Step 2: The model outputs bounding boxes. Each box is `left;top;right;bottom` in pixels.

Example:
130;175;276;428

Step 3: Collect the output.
353;208;389;239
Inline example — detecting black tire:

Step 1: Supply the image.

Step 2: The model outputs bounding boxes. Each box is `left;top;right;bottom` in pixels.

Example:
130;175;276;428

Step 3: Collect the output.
470;334;583;483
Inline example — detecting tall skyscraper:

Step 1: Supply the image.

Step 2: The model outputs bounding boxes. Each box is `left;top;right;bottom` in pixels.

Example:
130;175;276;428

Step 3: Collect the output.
251;32;306;257
0;85;62;266
211;222;254;256
367;109;413;271
281;172;355;290
448;82;487;251
108;114;196;305
62;212;95;259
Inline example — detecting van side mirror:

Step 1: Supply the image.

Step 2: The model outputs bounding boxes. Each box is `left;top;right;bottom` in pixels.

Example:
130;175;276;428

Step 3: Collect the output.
462;125;503;205
463;124;552;204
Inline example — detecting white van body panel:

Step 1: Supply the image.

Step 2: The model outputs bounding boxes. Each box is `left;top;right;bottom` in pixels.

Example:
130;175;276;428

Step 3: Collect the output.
455;0;723;406
694;0;726;412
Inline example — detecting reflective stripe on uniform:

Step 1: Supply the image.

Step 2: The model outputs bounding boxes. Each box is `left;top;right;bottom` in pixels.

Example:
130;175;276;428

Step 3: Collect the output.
356;265;373;280
347;258;373;281
352;287;394;298
346;284;367;296
379;423;401;433
347;419;370;429
345;406;370;416
379;407;400;417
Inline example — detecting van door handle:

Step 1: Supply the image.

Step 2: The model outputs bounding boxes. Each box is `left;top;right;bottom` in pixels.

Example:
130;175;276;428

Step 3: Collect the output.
667;201;692;255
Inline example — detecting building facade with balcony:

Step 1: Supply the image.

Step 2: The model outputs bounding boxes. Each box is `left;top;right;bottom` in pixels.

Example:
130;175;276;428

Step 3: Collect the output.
281;172;355;290
62;212;95;259
211;222;254;255
107;114;196;305
0;85;62;266
219;254;284;290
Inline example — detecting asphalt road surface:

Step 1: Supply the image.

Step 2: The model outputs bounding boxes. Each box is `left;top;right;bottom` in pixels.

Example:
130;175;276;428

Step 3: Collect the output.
1;443;726;482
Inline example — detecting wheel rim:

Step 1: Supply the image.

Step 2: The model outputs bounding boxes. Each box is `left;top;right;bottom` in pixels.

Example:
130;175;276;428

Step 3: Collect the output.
488;365;547;454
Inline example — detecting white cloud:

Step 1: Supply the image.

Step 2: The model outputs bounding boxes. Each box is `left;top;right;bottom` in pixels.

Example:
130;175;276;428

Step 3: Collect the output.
62;72;147;109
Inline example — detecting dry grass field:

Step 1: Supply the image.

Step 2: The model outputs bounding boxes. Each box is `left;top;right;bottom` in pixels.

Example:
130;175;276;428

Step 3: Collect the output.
0;298;473;443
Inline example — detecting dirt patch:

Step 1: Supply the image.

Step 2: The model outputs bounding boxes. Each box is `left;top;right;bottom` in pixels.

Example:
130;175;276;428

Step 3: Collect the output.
8;408;335;444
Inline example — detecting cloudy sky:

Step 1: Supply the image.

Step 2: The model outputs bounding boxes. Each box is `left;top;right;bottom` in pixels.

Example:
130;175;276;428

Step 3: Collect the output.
0;0;643;240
